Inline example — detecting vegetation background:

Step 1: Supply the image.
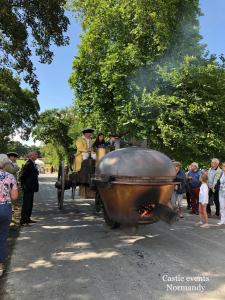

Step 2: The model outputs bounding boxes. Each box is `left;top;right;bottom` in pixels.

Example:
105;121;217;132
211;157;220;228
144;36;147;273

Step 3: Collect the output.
1;0;225;169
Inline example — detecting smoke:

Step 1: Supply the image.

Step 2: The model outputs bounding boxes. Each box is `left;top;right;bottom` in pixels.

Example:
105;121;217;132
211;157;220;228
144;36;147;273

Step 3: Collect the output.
128;6;204;96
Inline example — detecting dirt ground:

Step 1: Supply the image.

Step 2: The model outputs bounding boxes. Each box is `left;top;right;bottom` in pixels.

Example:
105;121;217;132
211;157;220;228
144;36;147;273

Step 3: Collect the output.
1;174;225;300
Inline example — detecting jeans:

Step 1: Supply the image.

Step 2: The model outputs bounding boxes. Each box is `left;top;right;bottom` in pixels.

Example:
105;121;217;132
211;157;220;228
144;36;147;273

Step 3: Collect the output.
0;202;12;263
171;191;183;208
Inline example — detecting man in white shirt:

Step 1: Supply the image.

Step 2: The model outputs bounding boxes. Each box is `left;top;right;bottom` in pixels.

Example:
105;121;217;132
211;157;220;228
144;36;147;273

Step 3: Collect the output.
207;158;222;217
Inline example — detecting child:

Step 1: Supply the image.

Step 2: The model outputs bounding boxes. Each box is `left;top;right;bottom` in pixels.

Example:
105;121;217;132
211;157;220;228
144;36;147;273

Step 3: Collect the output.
196;174;209;228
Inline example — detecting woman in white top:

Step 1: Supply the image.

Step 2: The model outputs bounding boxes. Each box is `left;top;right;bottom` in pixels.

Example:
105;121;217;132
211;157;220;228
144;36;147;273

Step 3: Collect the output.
196;174;209;228
218;163;225;225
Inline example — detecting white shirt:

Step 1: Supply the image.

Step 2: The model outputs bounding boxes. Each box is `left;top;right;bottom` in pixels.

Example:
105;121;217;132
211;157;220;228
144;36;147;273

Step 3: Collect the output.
220;173;225;194
199;183;209;204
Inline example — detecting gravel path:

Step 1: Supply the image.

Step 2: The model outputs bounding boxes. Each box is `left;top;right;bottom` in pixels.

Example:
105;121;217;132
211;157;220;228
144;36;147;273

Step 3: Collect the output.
2;174;225;300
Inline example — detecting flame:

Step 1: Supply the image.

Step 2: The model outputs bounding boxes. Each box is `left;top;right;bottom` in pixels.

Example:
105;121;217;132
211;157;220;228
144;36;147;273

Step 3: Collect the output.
138;204;155;217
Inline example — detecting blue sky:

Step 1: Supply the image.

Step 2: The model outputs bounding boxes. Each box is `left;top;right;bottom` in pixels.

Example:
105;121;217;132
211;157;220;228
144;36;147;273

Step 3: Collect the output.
33;0;225;112
199;0;225;55
31;13;81;112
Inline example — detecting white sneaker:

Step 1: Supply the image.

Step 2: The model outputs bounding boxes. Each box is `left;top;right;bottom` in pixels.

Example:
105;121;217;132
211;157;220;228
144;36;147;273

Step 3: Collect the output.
195;221;203;226
200;223;209;228
217;222;225;225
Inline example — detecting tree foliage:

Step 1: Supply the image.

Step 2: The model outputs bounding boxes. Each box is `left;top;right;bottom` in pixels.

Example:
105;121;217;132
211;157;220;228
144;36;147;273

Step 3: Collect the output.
6;141;41;157
0;0;69;93
32;107;82;159
41;143;62;167
69;0;203;134
0;68;40;152
69;0;225;164
138;56;225;163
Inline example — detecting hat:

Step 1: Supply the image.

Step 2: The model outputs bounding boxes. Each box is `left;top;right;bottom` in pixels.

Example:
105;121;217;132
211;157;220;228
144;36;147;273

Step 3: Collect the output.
7;152;19;158
82;128;94;134
110;133;120;138
0;154;10;165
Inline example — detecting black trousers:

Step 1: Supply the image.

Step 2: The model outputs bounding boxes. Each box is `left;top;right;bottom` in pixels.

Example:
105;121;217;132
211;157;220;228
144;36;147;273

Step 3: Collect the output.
20;191;34;223
207;189;220;215
186;190;191;207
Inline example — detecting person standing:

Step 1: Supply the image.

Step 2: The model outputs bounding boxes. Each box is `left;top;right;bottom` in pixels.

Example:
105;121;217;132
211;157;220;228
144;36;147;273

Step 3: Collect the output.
207;158;222;217
106;134;119;151
20;152;39;226
92;132;106;151
196;174;209;228
5;152;20;177
106;133;126;151
187;162;202;214
218;162;225;225
185;165;192;209
74;128;95;172
171;162;186;218
0;154;18;276
92;132;108;163
6;152;20;225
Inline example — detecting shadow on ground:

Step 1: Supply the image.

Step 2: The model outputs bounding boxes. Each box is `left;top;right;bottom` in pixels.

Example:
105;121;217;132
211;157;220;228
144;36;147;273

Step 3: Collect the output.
2;175;225;300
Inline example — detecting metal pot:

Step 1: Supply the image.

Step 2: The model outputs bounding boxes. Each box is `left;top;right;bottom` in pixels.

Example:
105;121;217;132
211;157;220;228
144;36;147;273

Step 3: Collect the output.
93;147;177;226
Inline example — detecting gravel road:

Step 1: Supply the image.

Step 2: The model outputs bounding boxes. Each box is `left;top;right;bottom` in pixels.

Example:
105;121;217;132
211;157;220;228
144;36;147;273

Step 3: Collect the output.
2;174;225;300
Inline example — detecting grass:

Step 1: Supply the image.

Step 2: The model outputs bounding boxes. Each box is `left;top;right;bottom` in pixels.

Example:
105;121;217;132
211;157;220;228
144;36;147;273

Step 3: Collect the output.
16;159;26;168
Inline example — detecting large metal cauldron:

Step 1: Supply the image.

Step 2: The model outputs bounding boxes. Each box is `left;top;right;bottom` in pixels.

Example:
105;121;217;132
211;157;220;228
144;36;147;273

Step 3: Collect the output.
93;147;177;227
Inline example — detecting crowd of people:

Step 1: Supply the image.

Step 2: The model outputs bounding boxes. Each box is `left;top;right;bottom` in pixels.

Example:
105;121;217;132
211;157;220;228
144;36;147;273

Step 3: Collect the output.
172;159;225;228
0;128;124;276
74;128;125;171
0;151;39;277
1;127;225;277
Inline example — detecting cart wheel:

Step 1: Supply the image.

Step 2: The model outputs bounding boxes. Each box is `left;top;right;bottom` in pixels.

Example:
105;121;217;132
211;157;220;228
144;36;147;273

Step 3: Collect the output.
71;185;76;200
102;205;120;229
57;161;65;210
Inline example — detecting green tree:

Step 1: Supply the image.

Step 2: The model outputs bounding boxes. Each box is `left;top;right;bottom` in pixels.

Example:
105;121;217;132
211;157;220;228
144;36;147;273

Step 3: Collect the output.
41;143;61;167
0;0;69;93
0;68;40;152
32;107;82;160
69;0;203;135
139;56;225;163
7;141;30;157
7;141;42;157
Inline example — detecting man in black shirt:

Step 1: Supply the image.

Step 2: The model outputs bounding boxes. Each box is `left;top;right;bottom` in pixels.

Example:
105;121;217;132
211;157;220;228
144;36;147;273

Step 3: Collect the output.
20;152;39;226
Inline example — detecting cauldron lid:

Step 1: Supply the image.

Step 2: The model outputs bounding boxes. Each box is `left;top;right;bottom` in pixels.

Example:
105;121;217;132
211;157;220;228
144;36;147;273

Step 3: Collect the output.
96;147;176;178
